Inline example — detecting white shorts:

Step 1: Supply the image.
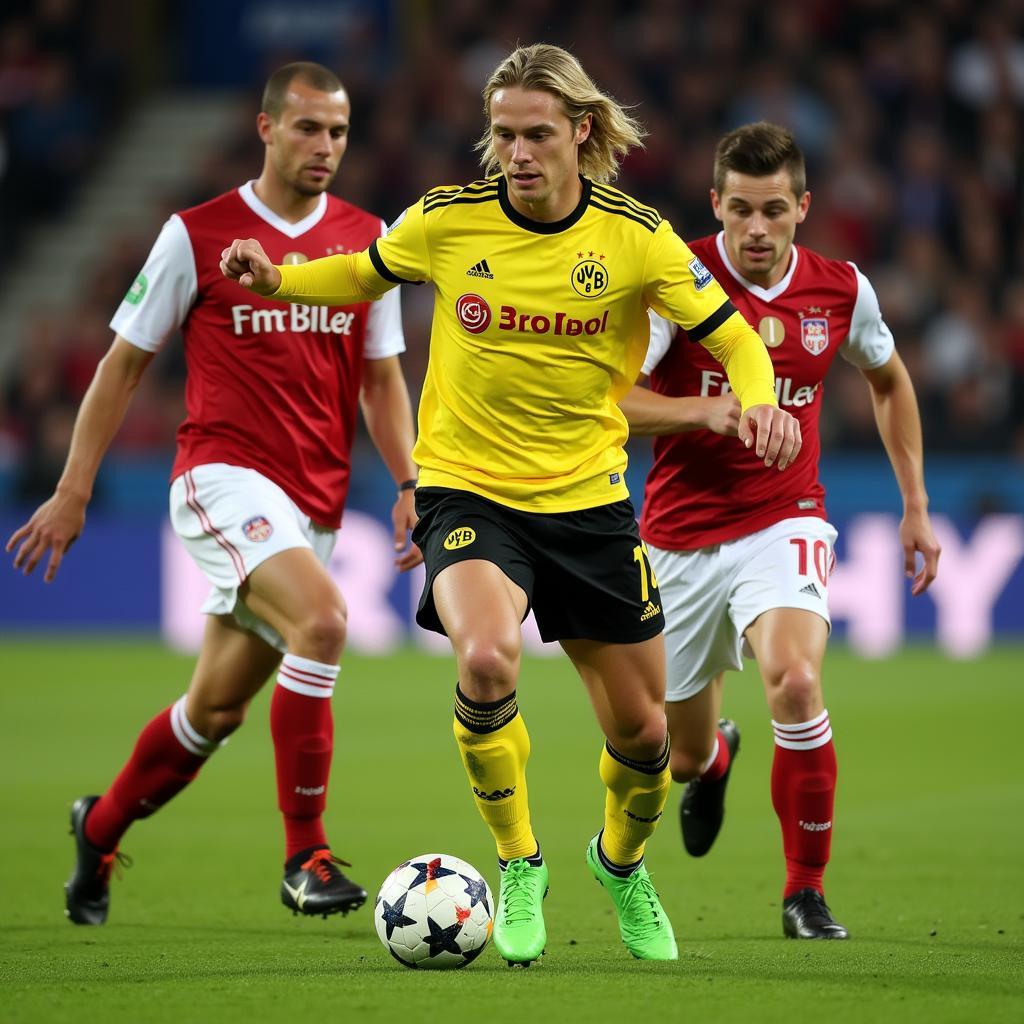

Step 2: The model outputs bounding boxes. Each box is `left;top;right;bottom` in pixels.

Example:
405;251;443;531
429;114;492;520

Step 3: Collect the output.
647;517;838;703
169;464;337;652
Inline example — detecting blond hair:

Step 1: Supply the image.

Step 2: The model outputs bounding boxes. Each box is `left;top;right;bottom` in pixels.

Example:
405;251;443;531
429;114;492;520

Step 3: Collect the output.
476;44;645;183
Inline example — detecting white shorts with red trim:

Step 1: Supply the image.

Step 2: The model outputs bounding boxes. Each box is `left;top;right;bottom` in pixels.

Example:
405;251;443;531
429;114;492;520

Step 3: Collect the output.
647;517;838;703
169;463;337;651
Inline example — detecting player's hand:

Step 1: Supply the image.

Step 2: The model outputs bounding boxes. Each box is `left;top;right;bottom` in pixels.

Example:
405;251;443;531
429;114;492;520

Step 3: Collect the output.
704;393;741;437
6;490;87;583
738;404;801;470
220;238;282;295
392;488;422;572
900;506;940;596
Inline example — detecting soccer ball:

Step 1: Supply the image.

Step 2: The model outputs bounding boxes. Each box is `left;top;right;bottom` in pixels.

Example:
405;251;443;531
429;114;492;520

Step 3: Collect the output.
374;853;494;969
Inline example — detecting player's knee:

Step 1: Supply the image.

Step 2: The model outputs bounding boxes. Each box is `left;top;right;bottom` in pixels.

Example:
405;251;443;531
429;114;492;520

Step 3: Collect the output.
292;601;348;662
198;703;247;742
670;741;713;783
458;636;519;699
609;709;668;763
768;661;822;719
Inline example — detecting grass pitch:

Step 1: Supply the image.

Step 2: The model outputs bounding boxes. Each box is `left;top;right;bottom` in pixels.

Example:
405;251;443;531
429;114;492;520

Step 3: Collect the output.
0;641;1021;1023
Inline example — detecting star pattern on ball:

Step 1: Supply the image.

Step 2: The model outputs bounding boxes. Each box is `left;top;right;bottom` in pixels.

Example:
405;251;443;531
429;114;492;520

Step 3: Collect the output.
423;915;465;959
408;857;457;891
379;891;417;940
459;873;490;916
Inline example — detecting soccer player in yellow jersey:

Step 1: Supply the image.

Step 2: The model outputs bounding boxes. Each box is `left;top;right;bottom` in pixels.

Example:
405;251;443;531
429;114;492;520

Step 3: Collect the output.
222;44;801;965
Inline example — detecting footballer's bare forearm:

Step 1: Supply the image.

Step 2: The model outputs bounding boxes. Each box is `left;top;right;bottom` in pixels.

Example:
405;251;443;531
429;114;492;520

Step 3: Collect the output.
864;356;929;511
359;357;418;486
57;337;154;501
619;385;718;436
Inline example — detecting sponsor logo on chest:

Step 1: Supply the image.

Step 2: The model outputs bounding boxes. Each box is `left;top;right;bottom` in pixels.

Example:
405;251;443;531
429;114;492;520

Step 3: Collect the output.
700;369;821;408
230;304;356;336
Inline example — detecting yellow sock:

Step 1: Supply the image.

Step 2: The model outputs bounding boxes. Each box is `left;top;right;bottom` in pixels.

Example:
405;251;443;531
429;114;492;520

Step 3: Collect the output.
453;686;537;861
599;738;671;866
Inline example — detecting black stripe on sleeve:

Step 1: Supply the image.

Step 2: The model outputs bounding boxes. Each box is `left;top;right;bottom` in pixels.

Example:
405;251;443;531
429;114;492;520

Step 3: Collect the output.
368;238;417;285
588;199;660;233
687;299;739;342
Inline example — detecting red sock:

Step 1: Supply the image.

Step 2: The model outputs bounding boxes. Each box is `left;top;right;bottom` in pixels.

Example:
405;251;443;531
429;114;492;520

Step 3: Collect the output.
771;710;837;899
84;698;217;852
700;728;732;783
271;654;338;860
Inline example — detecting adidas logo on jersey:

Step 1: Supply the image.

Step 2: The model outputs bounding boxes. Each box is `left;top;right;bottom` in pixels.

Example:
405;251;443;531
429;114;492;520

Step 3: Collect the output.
640;600;662;622
466;259;494;279
799;582;821;598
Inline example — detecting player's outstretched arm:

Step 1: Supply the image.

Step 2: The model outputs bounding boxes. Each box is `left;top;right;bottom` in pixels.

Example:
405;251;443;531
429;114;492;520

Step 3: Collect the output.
619;383;740;437
220;238;282;295
359;355;422;572
861;351;940;595
6;336;155;582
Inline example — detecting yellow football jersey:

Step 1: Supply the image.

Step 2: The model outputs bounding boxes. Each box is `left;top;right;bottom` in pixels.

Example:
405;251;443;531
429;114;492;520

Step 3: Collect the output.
272;176;777;512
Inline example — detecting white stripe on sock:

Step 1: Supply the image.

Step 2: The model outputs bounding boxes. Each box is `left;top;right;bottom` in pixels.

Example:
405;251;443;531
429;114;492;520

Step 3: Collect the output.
276;654;338;699
772;710;832;751
170;696;219;756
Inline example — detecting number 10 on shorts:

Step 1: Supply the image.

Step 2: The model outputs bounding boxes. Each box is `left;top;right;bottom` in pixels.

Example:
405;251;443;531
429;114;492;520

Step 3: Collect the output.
790;537;830;587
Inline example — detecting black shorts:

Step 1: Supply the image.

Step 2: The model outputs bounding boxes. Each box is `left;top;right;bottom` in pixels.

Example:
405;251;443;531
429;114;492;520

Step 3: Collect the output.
412;486;665;644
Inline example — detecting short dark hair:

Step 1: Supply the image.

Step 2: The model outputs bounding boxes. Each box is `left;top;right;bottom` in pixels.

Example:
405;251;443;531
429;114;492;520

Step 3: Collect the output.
261;62;344;121
713;122;806;198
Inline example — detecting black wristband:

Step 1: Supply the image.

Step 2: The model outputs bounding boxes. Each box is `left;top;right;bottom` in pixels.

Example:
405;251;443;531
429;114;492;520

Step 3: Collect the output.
397;479;417;491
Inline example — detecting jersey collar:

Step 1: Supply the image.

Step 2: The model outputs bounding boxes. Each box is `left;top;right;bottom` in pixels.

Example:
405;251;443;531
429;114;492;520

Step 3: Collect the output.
237;181;328;239
715;230;799;302
498;175;591;234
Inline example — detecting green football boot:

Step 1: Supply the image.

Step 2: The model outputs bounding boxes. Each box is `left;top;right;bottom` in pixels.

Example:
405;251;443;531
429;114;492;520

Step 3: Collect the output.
493;857;549;966
586;835;678;960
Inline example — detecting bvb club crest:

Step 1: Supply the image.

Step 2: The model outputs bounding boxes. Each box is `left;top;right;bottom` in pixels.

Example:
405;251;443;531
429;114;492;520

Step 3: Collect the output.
571;258;608;298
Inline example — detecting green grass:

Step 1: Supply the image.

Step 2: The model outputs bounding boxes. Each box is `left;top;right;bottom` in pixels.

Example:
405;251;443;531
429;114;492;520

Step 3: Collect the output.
0;641;1021;1023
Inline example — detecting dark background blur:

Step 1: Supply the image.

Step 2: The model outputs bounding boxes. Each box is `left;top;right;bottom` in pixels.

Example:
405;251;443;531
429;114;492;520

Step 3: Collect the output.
1;0;1022;514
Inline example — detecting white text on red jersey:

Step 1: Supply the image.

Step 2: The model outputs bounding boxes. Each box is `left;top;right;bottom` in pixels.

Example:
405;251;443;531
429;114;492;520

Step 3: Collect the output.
231;304;356;336
700;369;821;408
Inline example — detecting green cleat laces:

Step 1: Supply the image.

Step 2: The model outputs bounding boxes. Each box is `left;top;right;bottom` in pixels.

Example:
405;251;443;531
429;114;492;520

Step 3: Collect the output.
586;835;678;960
493;857;548;966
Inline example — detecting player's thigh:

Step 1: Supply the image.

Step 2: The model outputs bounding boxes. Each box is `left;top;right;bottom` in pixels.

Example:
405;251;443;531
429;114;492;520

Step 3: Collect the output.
240;545;345;642
433;559;528;654
185;613;282;725
562;634;667;752
665;673;724;775
412;487;534;658
729;517;835;703
171;463;339;649
648;542;741;703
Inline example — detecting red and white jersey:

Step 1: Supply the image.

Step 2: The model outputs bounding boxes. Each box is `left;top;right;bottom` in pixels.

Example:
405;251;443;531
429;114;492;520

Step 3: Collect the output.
110;182;405;528
640;232;894;550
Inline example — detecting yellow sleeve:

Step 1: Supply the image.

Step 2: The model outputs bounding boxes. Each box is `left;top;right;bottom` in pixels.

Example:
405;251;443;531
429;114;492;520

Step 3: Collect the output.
271;196;432;304
272;249;387;304
643;222;777;412
700;311;778;412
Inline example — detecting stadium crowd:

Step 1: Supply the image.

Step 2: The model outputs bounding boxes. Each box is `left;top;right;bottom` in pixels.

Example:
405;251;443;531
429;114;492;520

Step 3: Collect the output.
1;0;1022;503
